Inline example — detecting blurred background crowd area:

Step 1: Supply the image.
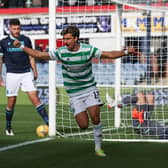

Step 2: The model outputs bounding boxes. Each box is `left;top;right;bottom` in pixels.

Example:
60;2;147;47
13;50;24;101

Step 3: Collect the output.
0;0;112;8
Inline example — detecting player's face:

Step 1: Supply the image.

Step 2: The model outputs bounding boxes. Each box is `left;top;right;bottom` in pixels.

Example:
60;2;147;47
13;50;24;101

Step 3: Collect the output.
9;25;21;38
63;33;78;51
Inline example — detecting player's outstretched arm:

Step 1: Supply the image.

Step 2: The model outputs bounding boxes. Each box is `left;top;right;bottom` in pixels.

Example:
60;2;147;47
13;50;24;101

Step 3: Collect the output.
13;40;51;60
29;56;38;80
101;48;135;59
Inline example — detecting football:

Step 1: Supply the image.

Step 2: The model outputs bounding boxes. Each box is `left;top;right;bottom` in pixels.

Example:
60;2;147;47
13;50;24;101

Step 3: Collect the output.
36;125;49;138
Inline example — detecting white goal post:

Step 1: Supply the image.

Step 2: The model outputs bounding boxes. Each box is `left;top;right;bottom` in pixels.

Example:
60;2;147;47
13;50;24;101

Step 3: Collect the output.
48;0;56;136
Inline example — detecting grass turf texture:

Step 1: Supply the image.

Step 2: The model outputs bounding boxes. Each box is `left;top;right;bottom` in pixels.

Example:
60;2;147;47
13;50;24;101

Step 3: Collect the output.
0;87;168;168
0;139;168;168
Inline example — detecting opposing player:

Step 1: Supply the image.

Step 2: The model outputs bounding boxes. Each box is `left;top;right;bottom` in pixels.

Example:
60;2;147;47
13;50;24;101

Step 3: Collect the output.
0;19;48;136
13;25;134;156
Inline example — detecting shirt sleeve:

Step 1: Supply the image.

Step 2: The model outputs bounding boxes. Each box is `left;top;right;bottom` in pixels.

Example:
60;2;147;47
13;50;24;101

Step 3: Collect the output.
91;46;102;59
48;50;59;61
27;38;33;49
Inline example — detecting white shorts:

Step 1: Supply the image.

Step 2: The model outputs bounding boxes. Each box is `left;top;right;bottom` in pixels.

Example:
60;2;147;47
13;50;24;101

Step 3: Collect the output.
6;72;37;97
70;89;103;116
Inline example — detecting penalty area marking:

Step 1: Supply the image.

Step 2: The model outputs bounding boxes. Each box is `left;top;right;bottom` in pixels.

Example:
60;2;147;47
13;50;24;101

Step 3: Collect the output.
0;137;54;152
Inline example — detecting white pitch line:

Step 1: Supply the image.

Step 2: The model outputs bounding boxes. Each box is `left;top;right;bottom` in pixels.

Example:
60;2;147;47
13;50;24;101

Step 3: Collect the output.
0;137;54;152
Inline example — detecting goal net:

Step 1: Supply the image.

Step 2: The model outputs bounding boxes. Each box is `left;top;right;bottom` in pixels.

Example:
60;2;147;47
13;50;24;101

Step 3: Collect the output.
45;0;168;141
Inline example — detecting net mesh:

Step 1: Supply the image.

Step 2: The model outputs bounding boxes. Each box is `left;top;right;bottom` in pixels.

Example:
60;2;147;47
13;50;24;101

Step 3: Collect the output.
33;0;168;141
112;0;168;12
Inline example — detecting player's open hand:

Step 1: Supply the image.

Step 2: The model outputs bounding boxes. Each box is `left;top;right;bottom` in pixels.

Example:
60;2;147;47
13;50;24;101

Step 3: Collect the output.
13;40;21;48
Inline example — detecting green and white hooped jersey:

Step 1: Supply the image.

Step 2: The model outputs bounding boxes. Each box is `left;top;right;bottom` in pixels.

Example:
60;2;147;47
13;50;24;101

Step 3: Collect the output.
49;43;102;97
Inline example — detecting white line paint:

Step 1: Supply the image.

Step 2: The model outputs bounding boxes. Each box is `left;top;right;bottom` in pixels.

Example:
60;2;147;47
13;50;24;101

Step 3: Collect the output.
0;137;53;152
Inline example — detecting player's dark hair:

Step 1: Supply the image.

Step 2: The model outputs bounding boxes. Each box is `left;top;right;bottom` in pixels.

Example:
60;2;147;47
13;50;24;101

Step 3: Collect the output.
61;26;80;38
9;19;20;26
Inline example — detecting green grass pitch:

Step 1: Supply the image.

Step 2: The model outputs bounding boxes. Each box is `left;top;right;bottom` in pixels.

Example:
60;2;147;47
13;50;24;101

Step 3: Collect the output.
1;87;168;168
